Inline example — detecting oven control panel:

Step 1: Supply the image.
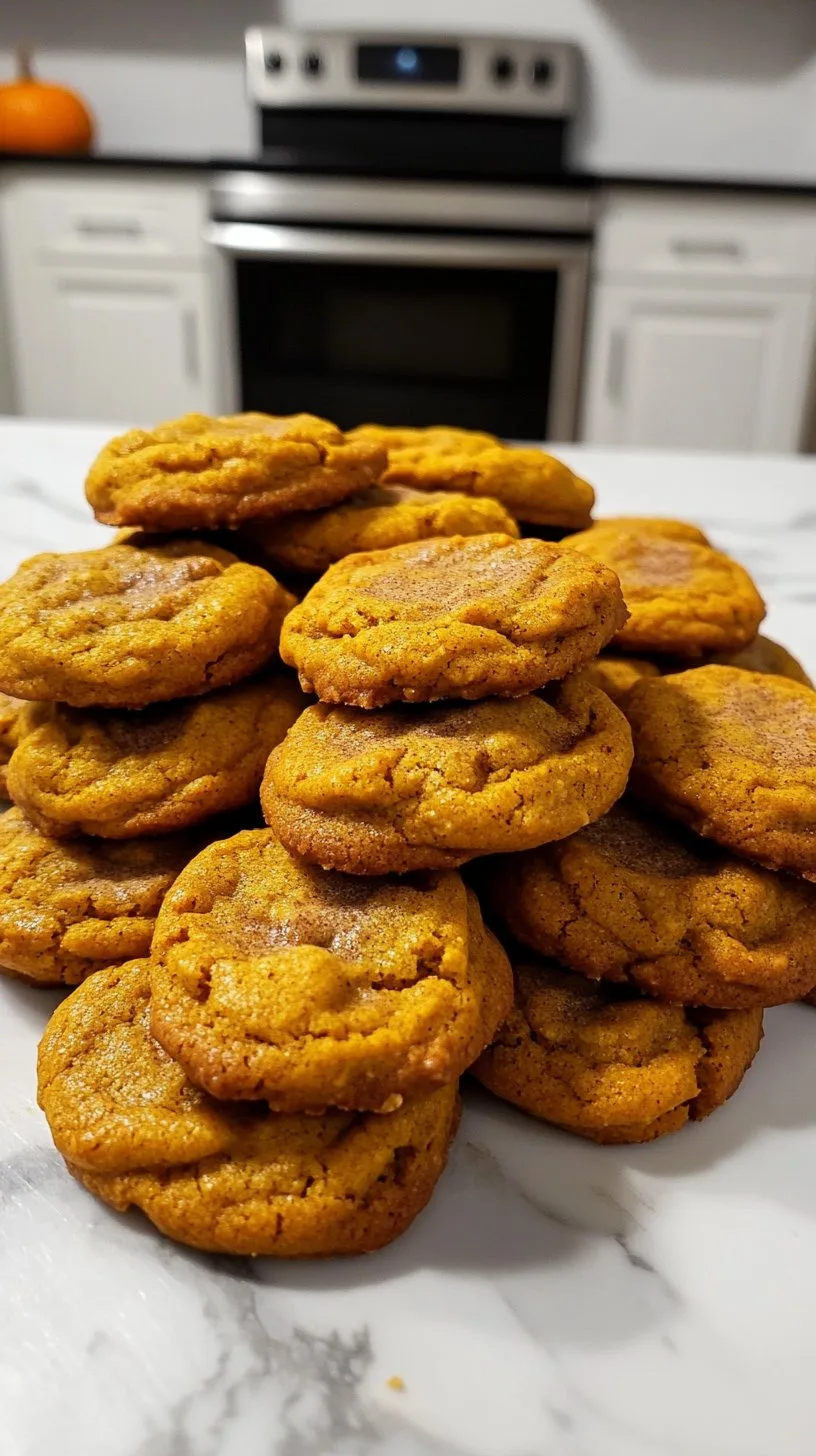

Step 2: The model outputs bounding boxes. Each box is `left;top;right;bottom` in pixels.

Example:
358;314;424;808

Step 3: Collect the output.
246;29;581;116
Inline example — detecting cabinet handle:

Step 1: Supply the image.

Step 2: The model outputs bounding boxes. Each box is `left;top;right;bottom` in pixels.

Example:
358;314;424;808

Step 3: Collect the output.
606;328;626;403
74;217;144;239
670;238;743;261
182;310;201;382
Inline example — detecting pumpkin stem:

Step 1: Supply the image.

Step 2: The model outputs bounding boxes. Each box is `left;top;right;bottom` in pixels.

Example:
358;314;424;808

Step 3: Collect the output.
16;43;34;81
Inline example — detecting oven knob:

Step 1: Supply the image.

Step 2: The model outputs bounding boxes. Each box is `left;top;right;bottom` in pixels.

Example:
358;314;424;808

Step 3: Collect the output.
264;49;284;74
531;56;553;86
302;50;323;78
491;53;517;84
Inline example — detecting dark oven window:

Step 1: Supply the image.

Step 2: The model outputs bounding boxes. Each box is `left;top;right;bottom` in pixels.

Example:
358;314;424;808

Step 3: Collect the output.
235;257;557;438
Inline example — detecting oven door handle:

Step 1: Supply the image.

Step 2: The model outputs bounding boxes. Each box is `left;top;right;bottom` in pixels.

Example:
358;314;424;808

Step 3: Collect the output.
205;221;589;271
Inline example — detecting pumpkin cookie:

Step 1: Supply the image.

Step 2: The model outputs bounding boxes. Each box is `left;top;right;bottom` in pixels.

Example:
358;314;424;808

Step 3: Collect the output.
582;655;660;705
0;806;199;984
250;484;519;575
262;676;632;875
625;665;816;878
150;828;512;1111
471;955;763;1143
39;960;459;1257
491;800;816;1008
0;540;295;708
595;516;710;546
565;522;765;656
0;693;29;797
350;424;594;528
85;412;386;531
7;676;305;840
712;634;812;687
280;534;627;708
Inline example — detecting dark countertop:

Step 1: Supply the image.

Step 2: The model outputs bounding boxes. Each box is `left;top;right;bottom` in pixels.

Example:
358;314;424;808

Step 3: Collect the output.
3;149;816;197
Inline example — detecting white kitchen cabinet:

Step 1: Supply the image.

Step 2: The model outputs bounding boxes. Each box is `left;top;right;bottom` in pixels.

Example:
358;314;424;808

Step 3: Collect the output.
14;267;216;423
0;171;232;422
582;281;815;452
582;189;816;453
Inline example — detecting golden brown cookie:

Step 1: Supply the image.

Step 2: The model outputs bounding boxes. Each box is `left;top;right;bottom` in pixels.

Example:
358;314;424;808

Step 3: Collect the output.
565;522;765;657
0;693;29;797
249;484;519;575
585;636;811;704
350;424;594;528
85;413;386;531
0;806;199;984
7;676;305;840
261;676;632;875
0;540;295;708
490;800;816;1008
625;665;816;879
280;534;627;708
711;634;812;687
594;517;711;546
38;960;459;1257
471;955;763;1143
150;828;512;1111
582;655;660;705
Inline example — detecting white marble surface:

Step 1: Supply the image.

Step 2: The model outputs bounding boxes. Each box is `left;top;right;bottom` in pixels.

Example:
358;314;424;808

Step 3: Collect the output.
2;419;816;1456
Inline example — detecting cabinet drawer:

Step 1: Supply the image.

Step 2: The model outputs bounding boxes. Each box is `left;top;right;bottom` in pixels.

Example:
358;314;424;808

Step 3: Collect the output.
12;176;207;263
596;189;816;282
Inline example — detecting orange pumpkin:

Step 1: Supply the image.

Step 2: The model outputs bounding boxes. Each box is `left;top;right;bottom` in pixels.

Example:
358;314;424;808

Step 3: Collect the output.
0;46;94;154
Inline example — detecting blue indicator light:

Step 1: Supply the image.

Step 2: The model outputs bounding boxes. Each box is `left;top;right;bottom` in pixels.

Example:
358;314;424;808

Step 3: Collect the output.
394;46;420;75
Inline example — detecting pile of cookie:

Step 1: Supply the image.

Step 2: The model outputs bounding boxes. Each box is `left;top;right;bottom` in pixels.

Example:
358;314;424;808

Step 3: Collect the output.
1;409;814;1260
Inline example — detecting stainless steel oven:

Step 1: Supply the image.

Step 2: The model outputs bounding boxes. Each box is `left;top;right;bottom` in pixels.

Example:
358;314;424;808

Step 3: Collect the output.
210;29;594;440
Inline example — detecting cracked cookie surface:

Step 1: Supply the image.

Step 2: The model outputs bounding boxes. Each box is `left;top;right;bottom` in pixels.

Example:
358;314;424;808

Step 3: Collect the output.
86;412;386;530
261;676;632;874
490;800;816;1008
0;540;295;708
39;960;460;1256
249;484;519;575
7;676;305;839
565;522;765;656
471;953;763;1143
349;424;594;528
0;806;200;984
150;828;512;1111
625;665;816;878
280;533;628;708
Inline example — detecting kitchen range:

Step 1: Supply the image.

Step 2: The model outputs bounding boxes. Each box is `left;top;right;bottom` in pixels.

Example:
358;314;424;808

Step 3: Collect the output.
3;27;816;452
208;28;592;440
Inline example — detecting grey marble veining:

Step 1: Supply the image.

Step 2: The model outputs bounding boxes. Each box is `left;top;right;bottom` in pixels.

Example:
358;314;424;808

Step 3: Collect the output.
2;421;816;1456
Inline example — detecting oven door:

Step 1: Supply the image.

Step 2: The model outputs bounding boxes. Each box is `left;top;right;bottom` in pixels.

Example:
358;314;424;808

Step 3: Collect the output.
208;222;590;441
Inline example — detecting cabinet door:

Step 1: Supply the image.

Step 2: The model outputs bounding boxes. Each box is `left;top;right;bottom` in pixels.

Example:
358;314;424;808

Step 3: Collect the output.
581;282;816;452
14;267;217;423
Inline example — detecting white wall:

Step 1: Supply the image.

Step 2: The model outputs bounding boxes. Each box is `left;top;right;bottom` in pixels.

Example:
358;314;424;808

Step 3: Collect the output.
0;237;15;413
2;0;816;180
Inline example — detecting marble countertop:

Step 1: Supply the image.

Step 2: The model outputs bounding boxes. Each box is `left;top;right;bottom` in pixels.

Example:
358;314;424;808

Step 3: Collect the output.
2;419;816;1456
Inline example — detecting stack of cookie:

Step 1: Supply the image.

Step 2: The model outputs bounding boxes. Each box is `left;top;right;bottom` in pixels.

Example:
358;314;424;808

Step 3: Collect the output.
468;518;816;1143
17;412;816;1254
0;413;396;988
25;412;629;1258
0;537;303;986
231;420;594;578
37;853;506;1256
